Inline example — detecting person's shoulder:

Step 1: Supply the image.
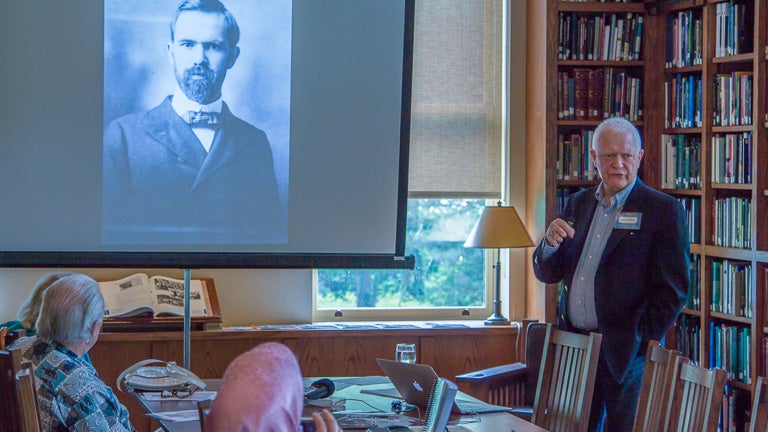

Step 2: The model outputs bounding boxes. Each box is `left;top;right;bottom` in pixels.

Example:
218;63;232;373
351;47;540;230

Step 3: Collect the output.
106;99;170;129
220;105;268;138
633;181;679;205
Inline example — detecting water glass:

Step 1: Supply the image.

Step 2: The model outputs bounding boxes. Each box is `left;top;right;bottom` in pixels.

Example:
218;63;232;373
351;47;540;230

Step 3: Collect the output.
395;343;417;364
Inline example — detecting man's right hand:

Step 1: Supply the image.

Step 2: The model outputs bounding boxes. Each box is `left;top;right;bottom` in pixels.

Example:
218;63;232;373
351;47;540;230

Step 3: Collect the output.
544;218;575;248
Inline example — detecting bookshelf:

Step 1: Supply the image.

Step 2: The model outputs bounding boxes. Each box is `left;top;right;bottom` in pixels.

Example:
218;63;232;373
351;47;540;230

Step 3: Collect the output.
541;0;768;428
651;0;767;428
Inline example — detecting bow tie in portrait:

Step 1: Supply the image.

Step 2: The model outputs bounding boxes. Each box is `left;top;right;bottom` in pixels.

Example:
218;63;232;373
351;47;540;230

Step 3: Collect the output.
184;111;222;128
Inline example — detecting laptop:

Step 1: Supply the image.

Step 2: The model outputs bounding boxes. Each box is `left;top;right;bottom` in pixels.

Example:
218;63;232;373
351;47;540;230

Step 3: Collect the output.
371;358;513;415
372;358;461;414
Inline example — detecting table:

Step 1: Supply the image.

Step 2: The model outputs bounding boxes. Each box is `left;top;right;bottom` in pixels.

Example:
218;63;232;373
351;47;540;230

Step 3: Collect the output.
134;378;547;432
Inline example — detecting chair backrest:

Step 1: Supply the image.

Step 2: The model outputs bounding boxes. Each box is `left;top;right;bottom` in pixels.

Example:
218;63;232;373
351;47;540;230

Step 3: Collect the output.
0;326;8;350
531;327;602;432
15;361;42;432
749;376;768;432
663;356;726;432
1;350;23;432
198;399;213;432
522;322;548;406
632;340;682;432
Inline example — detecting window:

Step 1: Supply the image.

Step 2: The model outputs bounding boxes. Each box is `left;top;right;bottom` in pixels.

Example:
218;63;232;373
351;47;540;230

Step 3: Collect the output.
314;0;507;320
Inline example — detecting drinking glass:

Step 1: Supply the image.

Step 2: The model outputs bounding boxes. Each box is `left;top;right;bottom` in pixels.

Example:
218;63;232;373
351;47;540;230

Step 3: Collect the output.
395;343;417;364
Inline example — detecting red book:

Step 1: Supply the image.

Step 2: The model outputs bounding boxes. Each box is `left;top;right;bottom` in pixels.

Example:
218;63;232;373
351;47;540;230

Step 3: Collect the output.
573;68;589;120
587;68;604;120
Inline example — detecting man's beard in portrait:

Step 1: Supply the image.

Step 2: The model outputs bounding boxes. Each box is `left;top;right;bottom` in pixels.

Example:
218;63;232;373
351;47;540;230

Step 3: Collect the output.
179;65;223;104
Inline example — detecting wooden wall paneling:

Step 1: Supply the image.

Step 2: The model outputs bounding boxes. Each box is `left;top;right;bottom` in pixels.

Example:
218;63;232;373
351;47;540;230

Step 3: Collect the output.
91;327;519;432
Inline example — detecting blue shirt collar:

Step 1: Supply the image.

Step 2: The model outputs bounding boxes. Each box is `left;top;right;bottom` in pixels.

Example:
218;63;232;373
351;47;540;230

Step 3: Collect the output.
595;178;636;207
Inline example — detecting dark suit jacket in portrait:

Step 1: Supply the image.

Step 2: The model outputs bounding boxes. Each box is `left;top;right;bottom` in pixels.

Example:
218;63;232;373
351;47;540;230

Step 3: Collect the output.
102;97;286;244
532;180;689;382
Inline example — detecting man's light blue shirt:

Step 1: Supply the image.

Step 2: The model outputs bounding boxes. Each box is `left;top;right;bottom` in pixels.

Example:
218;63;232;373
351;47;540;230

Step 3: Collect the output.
543;179;636;330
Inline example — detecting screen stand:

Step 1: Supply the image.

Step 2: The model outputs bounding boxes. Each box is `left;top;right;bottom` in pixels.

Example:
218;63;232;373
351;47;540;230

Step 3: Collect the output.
183;268;191;370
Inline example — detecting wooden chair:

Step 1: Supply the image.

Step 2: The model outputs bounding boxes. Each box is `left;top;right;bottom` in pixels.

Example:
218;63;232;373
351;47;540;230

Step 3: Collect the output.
0;326;8;350
662;356;726;432
530;326;602;432
197;399;213;432
455;321;548;420
15;361;42;432
749;376;768;432
632;340;682;432
1;349;23;432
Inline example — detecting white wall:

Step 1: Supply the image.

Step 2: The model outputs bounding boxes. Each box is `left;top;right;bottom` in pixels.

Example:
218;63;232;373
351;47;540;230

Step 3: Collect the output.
0;268;312;327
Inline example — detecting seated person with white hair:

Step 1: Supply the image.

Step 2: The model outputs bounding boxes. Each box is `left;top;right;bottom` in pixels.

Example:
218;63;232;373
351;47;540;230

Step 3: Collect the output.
15;273;135;431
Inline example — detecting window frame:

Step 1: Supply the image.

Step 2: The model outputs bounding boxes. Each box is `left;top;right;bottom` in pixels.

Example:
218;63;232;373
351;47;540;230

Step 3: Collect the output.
312;0;510;322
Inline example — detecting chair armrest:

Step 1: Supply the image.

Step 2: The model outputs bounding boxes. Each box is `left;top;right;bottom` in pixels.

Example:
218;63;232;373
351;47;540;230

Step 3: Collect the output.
456;362;528;382
455;363;529;406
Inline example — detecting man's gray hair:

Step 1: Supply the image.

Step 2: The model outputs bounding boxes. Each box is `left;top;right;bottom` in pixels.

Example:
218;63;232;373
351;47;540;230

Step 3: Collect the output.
36;273;104;345
591;117;642;151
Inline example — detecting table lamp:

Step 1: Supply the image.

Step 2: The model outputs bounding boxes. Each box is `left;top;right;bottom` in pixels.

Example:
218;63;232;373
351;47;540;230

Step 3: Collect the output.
464;202;534;325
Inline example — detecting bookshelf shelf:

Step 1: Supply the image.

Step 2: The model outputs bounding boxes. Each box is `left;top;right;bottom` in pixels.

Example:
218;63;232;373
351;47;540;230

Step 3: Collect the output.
557;2;645;14
665;65;704;73
712;52;757;64
559;60;644;67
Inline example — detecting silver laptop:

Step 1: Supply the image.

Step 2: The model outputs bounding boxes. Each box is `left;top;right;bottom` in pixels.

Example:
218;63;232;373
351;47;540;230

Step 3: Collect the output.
373;358;461;414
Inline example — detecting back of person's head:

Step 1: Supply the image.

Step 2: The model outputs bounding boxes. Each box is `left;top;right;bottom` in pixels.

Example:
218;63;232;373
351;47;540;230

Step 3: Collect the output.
171;0;240;47
208;342;303;432
36;274;104;345
17;272;75;331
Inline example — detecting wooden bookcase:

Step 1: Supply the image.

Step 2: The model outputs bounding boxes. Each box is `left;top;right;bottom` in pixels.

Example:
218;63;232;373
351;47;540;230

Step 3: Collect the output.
542;0;768;427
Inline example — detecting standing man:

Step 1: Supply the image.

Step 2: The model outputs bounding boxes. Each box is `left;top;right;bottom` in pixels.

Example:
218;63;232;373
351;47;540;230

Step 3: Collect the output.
532;117;689;431
102;0;285;245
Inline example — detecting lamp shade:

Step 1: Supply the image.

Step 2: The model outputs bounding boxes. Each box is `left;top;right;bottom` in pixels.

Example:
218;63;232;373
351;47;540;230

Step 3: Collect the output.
464;205;534;249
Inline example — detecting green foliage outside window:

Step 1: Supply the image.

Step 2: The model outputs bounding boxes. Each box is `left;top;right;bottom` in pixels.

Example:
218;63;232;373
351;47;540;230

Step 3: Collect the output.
317;199;486;309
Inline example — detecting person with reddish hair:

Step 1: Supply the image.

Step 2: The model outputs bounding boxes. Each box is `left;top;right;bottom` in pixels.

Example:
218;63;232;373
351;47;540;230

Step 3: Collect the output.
207;342;342;431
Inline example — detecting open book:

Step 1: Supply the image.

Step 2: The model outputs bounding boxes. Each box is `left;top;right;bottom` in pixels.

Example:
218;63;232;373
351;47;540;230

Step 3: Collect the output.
99;273;209;319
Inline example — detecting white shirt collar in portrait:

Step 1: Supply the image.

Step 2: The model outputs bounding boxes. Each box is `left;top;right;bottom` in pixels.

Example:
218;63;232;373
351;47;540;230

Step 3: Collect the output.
171;87;224;153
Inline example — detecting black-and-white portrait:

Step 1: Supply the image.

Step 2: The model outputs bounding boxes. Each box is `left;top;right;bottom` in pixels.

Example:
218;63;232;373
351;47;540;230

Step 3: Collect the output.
101;0;291;245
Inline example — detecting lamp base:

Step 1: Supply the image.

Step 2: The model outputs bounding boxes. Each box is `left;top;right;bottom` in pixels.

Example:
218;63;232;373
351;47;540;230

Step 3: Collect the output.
484;314;511;326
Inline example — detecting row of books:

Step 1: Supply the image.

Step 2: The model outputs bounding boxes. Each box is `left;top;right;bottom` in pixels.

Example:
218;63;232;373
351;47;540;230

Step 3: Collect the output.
661;134;702;190
558;12;643;61
714;1;752;58
710;322;751;384
679;198;702;244
664;74;702;129
711;132;753;185
712;196;751;249
665;9;703;68
686;253;701;310
711;259;752;319
557;68;643;121
557;130;596;180
678;315;701;365
713;72;753;127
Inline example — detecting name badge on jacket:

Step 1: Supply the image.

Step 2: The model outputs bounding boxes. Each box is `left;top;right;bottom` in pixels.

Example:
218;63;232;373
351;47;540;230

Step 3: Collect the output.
615;212;642;230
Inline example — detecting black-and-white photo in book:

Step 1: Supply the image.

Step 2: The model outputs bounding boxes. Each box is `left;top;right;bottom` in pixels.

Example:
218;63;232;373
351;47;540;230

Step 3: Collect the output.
99;273;209;318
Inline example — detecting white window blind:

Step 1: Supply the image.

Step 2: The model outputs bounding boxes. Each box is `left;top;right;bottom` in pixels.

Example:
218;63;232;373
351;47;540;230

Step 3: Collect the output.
408;0;504;199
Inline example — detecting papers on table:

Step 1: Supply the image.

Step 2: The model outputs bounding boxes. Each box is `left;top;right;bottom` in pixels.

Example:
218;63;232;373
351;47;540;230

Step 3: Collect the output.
146;410;200;423
140;391;217;401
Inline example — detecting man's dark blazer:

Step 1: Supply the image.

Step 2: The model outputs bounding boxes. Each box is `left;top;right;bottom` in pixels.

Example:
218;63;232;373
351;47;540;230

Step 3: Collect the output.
532;179;689;382
102;97;285;244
